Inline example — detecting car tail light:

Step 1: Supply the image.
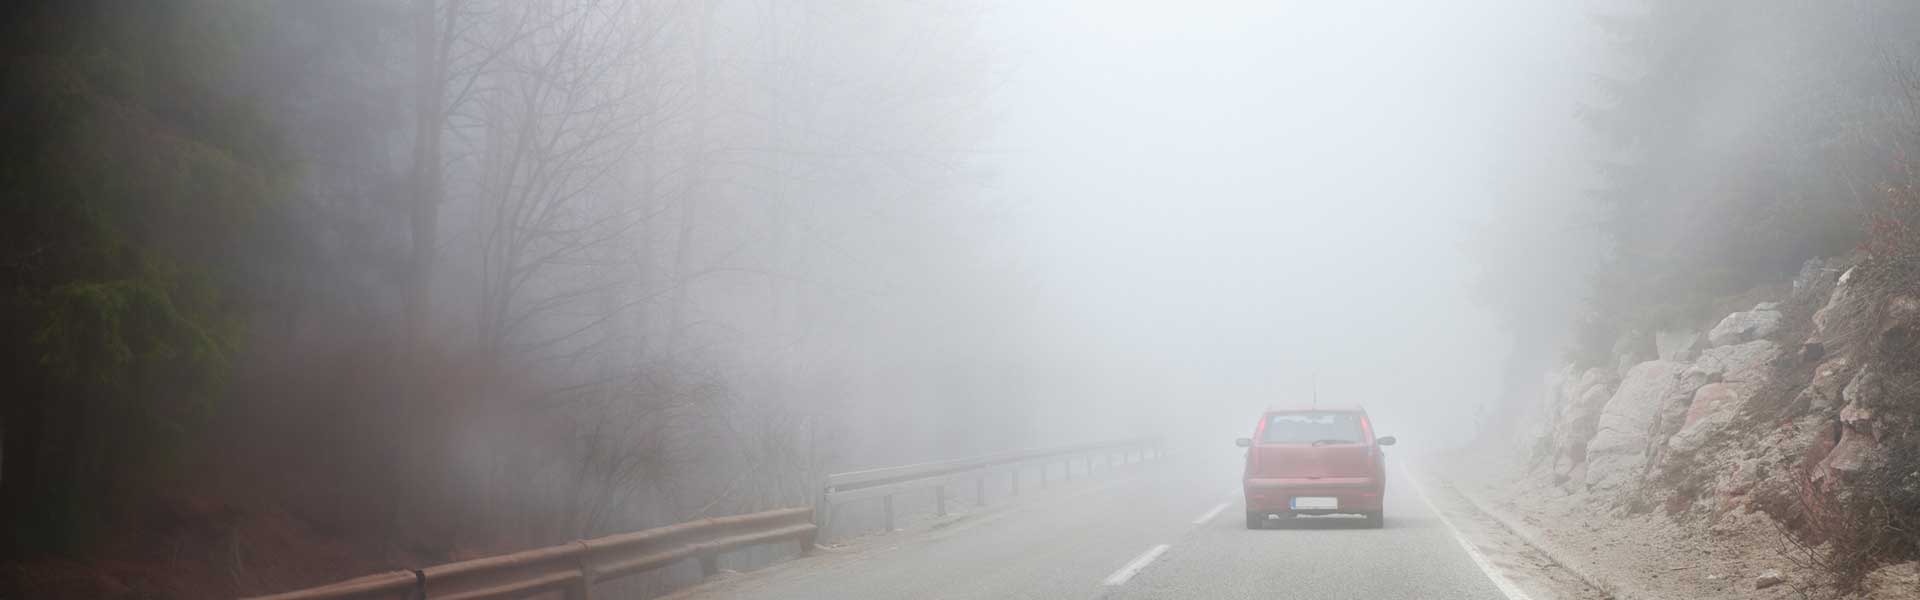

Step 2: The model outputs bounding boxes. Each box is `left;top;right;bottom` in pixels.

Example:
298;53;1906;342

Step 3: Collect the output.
1361;417;1378;472
1248;416;1267;472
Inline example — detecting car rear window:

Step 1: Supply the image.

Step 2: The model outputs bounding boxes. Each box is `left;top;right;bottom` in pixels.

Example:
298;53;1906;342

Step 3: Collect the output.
1260;411;1365;444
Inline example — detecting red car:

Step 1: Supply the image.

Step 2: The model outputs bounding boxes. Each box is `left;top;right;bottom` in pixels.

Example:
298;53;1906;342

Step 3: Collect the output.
1236;407;1395;529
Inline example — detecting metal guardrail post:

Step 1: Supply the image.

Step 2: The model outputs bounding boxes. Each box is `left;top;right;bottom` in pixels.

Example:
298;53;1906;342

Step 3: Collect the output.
814;485;832;535
813;437;1161;540
567;540;593;600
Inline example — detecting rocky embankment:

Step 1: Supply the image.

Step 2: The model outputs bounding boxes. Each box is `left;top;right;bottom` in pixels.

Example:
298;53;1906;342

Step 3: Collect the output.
1457;258;1920;598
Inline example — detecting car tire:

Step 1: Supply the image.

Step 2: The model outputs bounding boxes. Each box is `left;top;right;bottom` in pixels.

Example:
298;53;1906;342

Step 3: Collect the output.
1364;511;1383;529
1246;511;1265;530
1270;510;1295;528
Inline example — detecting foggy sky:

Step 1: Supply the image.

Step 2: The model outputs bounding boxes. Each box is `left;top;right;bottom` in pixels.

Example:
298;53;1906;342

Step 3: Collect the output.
980;1;1605;448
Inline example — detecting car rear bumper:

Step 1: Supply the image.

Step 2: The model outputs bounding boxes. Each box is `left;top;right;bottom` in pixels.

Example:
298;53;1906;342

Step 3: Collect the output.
1243;477;1384;514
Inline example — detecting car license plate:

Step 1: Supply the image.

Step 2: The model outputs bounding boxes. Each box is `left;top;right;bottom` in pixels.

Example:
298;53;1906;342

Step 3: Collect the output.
1291;496;1337;510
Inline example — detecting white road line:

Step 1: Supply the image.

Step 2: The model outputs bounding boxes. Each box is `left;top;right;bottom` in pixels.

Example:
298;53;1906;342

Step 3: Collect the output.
1101;544;1171;587
1192;502;1230;525
1398;463;1535;600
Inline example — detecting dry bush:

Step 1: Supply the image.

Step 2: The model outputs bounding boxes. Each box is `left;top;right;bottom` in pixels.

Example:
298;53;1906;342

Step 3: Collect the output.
1770;253;1920;593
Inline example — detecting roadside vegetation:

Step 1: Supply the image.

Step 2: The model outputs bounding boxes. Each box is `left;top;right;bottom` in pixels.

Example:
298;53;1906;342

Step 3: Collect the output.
1;1;1017;597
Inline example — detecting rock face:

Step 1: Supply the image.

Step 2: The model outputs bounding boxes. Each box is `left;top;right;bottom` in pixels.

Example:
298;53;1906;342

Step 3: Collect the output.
1553;373;1617;480
1654;339;1785;458
1583;360;1689;493
1862;562;1920;599
1809;267;1858;348
1689;340;1779;384
1816;366;1886;484
1708;305;1783;347
1797;356;1853;413
1500;257;1920;597
1668;383;1744;454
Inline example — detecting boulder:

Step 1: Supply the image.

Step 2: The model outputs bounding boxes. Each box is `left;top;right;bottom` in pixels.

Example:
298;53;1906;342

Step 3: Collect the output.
1792;257;1844;297
1861;561;1919;599
1810;267;1859;348
1709;306;1783;347
1884;293;1920;351
1795;356;1853;413
1755;569;1785;590
1686;383;1740;427
1817;427;1878;480
1554;383;1616;480
1655;329;1702;361
1710;458;1762;514
1583;360;1689;493
1645;366;1716;468
1668;383;1747;454
1841;366;1883;423
1688;340;1779;384
1521;366;1577;461
1566;368;1612;408
1815;369;1884;483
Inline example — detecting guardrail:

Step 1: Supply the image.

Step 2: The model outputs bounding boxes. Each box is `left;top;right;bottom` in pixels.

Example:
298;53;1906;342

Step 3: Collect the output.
820;436;1164;534
245;437;1163;599
245;507;815;600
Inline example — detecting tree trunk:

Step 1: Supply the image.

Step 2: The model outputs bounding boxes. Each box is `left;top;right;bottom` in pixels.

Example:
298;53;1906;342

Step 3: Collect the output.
668;1;719;358
390;0;451;549
406;0;447;360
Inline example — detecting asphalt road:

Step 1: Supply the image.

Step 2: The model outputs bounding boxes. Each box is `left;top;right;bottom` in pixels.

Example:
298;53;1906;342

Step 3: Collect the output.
673;451;1535;600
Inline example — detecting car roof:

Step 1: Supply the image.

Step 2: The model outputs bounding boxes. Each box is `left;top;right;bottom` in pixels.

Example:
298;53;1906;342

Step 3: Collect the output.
1262;405;1366;414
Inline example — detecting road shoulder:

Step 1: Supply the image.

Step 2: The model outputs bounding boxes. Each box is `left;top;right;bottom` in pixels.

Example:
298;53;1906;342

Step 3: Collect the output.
1404;463;1607;600
1425;454;1843;600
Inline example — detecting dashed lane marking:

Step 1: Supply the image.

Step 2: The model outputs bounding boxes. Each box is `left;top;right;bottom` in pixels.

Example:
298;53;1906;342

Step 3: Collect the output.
1102;544;1171;587
1398;462;1535;600
1192;502;1230;525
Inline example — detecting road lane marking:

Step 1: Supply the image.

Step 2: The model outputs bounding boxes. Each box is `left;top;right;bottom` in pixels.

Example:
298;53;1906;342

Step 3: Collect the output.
1101;544;1171;587
1398;463;1534;600
1192;502;1230;525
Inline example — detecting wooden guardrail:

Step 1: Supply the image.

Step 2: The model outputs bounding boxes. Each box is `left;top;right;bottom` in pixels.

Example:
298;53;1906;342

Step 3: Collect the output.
820;436;1164;533
244;507;815;600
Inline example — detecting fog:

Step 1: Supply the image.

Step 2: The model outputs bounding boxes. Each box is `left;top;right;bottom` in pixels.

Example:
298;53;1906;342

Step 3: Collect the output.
972;0;1606;451
22;0;1920;596
1;0;1627;582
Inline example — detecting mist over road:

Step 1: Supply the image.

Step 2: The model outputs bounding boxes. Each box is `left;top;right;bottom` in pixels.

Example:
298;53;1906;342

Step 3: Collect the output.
676;449;1546;600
